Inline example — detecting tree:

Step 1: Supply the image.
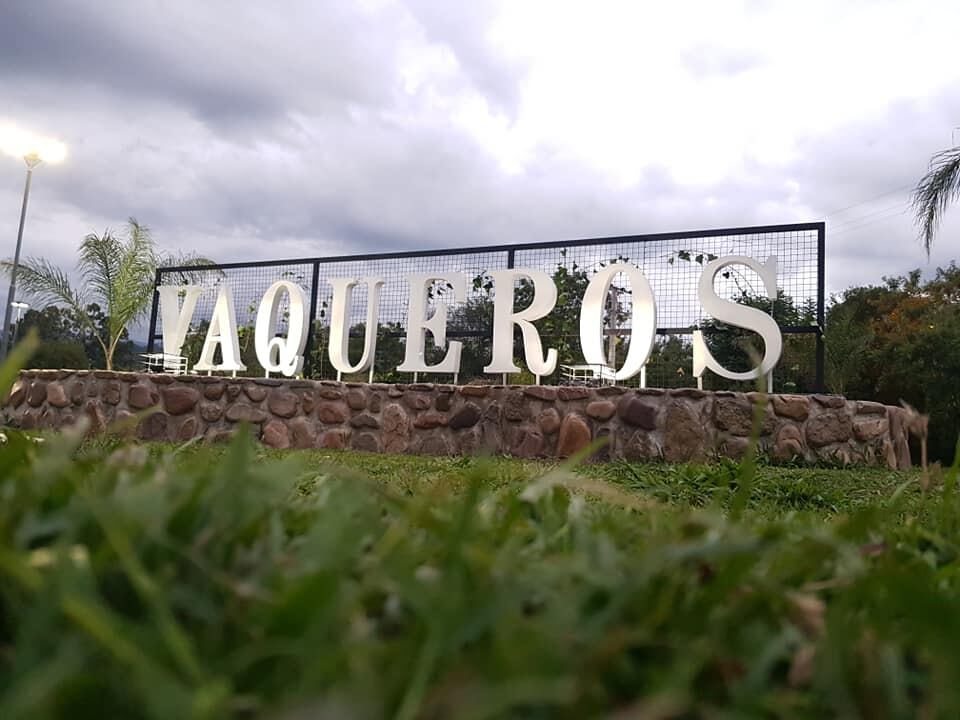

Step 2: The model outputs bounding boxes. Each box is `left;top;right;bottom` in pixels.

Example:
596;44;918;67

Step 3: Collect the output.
912;145;960;253
823;295;872;396
447;297;495;380
14;305;90;368
2;218;209;370
29;339;89;370
13;303;136;370
645;335;695;388
826;264;960;463
15;305;76;343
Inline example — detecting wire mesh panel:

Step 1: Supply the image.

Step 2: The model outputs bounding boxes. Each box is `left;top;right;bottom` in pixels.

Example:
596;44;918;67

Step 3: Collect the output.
150;223;824;390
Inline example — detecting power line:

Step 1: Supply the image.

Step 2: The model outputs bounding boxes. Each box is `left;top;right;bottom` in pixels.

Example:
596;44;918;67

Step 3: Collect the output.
827;199;910;231
816;184;913;221
831;206;909;234
829;208;910;238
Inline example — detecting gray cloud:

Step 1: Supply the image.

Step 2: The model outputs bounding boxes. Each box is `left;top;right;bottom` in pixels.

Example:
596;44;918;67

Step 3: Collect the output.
0;1;417;133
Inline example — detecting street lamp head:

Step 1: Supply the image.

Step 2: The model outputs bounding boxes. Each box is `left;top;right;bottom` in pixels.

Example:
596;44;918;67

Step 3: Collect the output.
0;124;66;166
10;301;29;310
33;139;66;165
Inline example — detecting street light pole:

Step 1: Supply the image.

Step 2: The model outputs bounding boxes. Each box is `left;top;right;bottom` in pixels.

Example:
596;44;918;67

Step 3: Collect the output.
0;153;40;360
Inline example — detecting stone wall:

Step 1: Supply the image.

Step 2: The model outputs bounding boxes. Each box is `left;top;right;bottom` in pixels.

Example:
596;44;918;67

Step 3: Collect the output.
2;370;912;468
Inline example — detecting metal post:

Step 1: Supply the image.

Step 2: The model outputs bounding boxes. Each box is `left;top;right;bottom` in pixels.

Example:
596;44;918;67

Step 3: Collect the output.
1;160;36;360
505;248;515;385
146;269;162;354
815;222;826;392
303;261;321;377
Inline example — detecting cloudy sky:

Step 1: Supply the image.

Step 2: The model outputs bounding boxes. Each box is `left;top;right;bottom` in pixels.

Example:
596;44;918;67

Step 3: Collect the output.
2;0;960;321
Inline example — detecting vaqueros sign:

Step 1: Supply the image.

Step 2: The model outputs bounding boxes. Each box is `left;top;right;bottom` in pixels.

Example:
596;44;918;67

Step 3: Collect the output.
157;255;783;386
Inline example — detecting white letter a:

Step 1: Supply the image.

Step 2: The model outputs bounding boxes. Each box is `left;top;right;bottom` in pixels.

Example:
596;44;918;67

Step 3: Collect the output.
194;285;247;372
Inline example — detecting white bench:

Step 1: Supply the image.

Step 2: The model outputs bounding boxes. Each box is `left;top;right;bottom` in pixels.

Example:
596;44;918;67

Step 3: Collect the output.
560;364;618;386
141;353;189;376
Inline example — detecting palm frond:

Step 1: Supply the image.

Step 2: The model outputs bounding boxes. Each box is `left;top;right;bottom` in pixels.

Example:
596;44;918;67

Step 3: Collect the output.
912;146;960;255
108;218;159;341
0;257;93;331
157;251;222;285
157;252;217;268
78;229;121;307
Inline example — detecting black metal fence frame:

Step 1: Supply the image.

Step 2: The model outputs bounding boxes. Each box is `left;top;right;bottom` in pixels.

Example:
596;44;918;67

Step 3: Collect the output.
148;221;826;389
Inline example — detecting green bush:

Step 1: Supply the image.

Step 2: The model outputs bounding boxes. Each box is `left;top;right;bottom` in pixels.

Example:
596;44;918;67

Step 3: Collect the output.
28;339;91;370
825;264;960;463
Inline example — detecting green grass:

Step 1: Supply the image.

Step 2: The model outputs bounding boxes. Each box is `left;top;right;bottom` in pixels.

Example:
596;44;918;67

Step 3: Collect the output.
180;441;925;520
4;420;960;719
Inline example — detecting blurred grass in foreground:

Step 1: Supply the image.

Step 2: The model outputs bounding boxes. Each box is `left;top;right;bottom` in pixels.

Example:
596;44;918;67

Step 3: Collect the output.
2;423;959;719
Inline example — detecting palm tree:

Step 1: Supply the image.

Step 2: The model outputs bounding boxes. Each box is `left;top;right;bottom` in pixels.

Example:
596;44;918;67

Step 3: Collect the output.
912;146;960;254
2;218;211;370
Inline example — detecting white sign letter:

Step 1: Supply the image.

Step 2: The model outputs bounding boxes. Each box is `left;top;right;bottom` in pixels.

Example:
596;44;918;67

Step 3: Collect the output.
157;285;203;357
397;273;466;374
693;255;782;383
483;269;558;376
194;285;247;373
579;263;657;381
254;281;309;377
328;277;385;375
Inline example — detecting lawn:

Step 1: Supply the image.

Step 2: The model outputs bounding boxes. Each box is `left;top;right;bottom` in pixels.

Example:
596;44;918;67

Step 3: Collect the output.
1;422;957;719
